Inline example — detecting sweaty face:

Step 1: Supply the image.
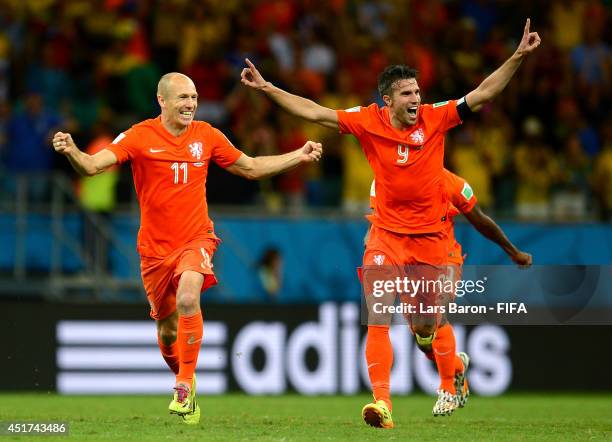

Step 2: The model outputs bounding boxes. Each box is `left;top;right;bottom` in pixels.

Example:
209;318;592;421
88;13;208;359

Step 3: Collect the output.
161;77;198;129
386;79;421;128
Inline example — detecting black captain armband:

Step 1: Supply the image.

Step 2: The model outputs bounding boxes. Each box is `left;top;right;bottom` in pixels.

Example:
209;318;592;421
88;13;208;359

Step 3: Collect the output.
456;96;473;120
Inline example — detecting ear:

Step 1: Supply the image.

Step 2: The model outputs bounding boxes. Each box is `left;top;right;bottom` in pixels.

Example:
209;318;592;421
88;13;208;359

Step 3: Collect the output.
157;94;164;109
382;94;392;107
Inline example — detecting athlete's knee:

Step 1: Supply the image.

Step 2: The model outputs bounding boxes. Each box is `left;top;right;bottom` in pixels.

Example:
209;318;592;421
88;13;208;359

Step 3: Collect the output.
157;313;178;345
158;327;177;345
412;323;437;340
415;330;436;349
411;311;438;335
176;290;200;315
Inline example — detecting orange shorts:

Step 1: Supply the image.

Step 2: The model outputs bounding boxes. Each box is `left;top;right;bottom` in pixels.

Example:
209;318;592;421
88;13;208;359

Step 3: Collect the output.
363;225;451;267
140;237;219;320
360;225;460;327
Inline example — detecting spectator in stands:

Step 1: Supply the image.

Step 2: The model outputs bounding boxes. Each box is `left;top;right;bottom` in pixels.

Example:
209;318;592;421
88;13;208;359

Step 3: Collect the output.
26;43;71;110
5;91;63;201
1;1;608;218
257;247;283;299
552;134;592;220
514;117;559;220
570;17;610;91
276;112;307;211
593;120;612;221
0;29;9;103
77;119;118;272
184;46;231;127
449;121;494;210
550;0;585;51
77;119;118;212
320;71;373;213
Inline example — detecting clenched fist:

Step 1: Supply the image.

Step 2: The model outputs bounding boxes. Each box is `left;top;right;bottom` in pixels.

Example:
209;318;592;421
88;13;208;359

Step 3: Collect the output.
52;132;77;156
511;251;533;268
300;141;323;163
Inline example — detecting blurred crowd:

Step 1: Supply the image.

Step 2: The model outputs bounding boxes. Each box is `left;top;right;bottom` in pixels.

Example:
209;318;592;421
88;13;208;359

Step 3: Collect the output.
0;0;610;220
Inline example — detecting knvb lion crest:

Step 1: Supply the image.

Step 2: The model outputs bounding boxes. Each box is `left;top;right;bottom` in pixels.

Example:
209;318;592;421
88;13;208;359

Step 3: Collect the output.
373;254;385;266
409;128;425;145
189;141;203;160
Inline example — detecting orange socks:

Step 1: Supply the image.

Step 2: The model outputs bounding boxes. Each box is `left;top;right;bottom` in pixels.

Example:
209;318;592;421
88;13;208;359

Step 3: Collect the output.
157;335;179;375
176;312;203;387
420;343;464;371
454;352;464;375
431;323;458;393
365;325;393;410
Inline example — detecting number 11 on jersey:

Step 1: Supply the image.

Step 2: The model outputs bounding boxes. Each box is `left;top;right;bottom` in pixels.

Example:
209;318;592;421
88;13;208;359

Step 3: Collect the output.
171;162;188;184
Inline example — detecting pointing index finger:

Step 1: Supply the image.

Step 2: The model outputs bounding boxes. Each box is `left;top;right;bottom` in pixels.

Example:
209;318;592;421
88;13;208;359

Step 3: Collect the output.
524;18;530;36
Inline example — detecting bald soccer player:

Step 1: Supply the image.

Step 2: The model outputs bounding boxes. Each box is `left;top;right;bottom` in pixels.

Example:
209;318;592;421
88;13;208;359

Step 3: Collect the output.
52;73;323;424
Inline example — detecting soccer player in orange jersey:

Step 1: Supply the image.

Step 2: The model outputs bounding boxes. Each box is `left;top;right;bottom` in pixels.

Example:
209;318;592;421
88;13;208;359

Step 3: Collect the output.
432;170;533;411
442;171;532;270
51;73;323;425
366;170;532;415
241;19;540;425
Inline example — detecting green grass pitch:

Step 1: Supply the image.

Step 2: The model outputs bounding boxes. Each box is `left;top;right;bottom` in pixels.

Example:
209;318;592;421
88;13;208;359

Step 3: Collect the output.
2;393;611;440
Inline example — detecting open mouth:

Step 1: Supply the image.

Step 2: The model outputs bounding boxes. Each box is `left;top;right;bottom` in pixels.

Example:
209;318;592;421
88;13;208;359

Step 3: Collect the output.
407;106;418;118
179;111;193;120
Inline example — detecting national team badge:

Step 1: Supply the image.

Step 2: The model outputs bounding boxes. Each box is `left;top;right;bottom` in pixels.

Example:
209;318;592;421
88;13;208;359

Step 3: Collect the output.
373;254;385;266
189;141;203;160
409;128;425;145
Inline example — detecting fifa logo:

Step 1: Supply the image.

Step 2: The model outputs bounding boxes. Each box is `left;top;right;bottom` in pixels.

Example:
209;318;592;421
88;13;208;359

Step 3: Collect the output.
189;141;203;160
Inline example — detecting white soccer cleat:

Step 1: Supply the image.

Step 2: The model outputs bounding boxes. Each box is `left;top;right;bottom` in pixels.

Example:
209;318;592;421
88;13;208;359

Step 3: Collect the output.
432;389;459;416
454;352;470;408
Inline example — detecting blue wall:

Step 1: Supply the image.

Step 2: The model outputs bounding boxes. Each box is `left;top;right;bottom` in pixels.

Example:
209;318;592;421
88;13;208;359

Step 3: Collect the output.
0;214;84;271
208;218;612;304
2;214;611;303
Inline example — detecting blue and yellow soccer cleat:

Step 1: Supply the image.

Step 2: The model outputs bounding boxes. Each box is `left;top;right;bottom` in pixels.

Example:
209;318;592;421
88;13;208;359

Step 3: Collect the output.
454;352;470;408
362;399;394;429
169;374;199;424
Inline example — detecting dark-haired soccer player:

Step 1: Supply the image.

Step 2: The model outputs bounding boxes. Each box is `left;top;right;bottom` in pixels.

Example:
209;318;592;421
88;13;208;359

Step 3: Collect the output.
241;19;540;426
52;72;322;425
366;170;532;416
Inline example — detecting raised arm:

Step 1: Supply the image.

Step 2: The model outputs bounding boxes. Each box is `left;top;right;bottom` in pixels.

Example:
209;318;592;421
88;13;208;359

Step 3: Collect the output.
52;132;118;176
241;59;338;130
465;18;541;112
463;204;533;267
225;140;322;180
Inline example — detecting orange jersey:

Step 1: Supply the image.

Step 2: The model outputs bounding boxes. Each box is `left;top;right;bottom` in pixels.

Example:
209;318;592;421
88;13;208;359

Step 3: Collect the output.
106;116;242;258
443;170;477;264
369;169;477;264
337;101;462;234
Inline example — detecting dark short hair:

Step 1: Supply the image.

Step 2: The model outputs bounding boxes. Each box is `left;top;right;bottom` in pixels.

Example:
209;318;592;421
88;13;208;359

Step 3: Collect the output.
377;65;419;97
